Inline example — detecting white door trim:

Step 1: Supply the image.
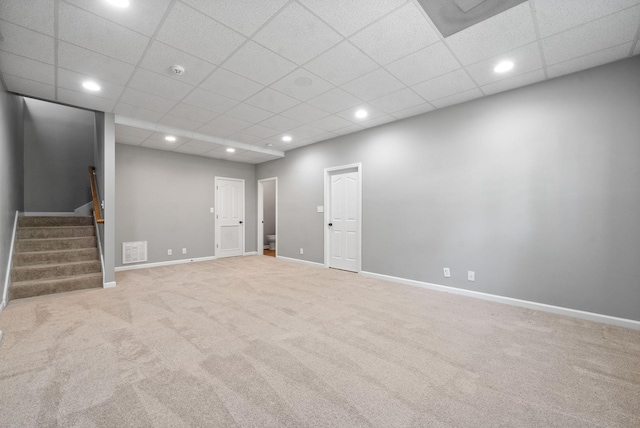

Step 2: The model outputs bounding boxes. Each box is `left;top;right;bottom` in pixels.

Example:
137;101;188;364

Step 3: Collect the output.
215;176;245;258
324;163;362;272
257;177;278;256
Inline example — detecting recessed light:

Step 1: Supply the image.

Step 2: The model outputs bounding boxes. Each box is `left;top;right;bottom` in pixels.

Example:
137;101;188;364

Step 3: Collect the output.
165;136;176;142
82;81;101;92
355;109;368;119
282;135;292;142
494;60;514;73
106;0;130;7
226;148;235;153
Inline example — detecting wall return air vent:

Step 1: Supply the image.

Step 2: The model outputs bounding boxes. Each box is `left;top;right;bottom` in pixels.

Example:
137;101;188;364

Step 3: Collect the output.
122;241;148;264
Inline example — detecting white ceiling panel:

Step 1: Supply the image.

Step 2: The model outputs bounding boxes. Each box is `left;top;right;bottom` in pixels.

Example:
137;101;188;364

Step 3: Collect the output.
63;0;172;37
168;103;219;124
335;103;386;125
446;2;537;65
412;69;477;102
195;122;234;138
222;41;297;85
333;124;365;136
288;124;328;140
391;104;435;120
3;74;55;100
128;68;194;101
258;115;303;133
430;88;483;109
0;21;55;64
245;88;300;114
253;2;342;65
182;88;237;114
156;2;245;65
342;68;405;101
271;68;334;101
57;68;124;101
541;6;640;65
226;132;262;144
547;43;634;79
369;88;427;114
281;102;331;123
200;68;264;101
349;3;440;65
225;103;274;123
360;114;397;129
481;69;546;95
58;3;149;65
242;124;280;139
0;0;54;36
113;103;165;122
465;42;544;86
532;0;640;38
0;51;54;85
387;42;461;86
57;88;116;112
140;41;217;86
119;88;177;114
181;0;289;37
205;115;252;133
307;88;362;113
299;0;405;37
304;41;378;86
114;133;146;146
158;115;205;131
115;124;154;139
57;42;135;86
310;115;354;132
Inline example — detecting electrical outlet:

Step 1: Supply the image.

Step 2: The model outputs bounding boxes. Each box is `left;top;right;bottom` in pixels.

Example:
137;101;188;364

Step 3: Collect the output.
443;267;450;277
468;271;475;281
300;248;304;255
182;248;187;254
167;249;172;256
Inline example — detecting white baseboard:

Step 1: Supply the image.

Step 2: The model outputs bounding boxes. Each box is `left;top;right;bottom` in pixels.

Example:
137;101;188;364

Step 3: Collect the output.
360;271;640;331
1;211;19;312
244;251;257;256
276;255;324;268
23;212;76;216
103;281;116;289
115;256;217;272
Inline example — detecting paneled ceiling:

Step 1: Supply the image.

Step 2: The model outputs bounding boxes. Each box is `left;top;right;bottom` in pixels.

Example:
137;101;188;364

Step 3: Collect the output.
1;0;639;164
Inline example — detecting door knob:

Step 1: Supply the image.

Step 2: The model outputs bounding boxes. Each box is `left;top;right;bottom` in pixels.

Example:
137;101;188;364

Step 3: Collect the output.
239;221;243;224
328;223;333;226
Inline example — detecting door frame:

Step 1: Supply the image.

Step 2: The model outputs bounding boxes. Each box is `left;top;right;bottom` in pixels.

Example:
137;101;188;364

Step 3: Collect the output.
214;176;245;258
257;177;278;256
324;163;362;272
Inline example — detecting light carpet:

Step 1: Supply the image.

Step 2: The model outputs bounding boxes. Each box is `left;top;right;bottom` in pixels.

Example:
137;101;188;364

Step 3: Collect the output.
0;256;639;427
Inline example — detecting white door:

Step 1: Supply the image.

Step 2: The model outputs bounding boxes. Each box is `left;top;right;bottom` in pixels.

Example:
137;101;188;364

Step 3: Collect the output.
215;177;244;258
327;169;360;272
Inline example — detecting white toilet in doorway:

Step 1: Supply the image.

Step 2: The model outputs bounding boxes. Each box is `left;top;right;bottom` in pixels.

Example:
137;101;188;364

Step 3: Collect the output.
266;235;276;250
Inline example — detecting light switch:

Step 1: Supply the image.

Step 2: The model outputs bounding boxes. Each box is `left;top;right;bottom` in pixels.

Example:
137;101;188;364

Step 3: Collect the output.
210;207;214;213
317;206;324;213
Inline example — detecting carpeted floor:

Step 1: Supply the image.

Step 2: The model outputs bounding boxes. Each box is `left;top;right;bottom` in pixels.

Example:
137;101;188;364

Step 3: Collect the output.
1;256;639;427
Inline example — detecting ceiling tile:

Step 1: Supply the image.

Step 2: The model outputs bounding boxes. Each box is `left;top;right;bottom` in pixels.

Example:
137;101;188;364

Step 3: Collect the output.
113;103;165;122
140;41;217;86
158;114;205;131
182;88;238;114
115;124;154;139
430;88;483;109
156;2;245;65
253;2;342;65
446;2;536;65
128;68;194;101
181;0;288;37
119;88;177;114
369;88;426;114
0;21;55;64
412;69;477;102
242;124;280;139
541;6;640;65
299;0;405;37
547;43;634;79
387;42;460;86
2;74;55;99
200;68;264;101
0;51;54;85
222;41;297;85
304;41;378;85
115;133;146;146
333;124;365;136
533;0;640;38
335;103;386;124
280;102;330;122
391;104;435;120
288;124;328;139
196;122;234;137
226;132;263;144
258;115;303;132
342;68;405;101
350;3;440;65
57;88;116;112
58;2;149;65
205;115;252;132
64;0;172;36
464;42;543;86
271;68;334;101
245;88;300;114
167;102;219;124
360;114;397;129
481;69;546;95
57;42;135;85
0;0;54;35
309;115;354;132
225;103;274;123
57;68;124;101
307;88;362;113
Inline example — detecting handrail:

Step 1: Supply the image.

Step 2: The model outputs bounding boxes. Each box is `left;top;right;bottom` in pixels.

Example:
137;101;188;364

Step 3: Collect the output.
88;166;104;224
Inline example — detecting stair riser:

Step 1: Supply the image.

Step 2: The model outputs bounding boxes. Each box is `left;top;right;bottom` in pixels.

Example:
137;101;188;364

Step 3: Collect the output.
16;237;97;252
17;227;95;239
12;261;102;282
9;275;103;300
19;216;93;227
13;249;99;266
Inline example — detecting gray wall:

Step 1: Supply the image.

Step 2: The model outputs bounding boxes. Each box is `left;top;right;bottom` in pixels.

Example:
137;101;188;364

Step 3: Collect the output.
263;180;276;240
0;85;24;307
115;144;256;267
256;57;640;321
23;98;94;212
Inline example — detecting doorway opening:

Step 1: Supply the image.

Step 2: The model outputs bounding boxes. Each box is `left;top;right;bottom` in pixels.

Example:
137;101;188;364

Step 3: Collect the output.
258;177;277;257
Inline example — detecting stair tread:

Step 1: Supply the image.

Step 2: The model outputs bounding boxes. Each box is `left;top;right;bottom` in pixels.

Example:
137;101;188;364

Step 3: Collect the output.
12;260;101;270
19;225;94;230
17;248;97;255
11;272;102;286
17;236;95;242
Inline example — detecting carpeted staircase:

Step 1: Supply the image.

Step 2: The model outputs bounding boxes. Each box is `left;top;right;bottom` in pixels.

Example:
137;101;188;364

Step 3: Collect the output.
10;216;102;300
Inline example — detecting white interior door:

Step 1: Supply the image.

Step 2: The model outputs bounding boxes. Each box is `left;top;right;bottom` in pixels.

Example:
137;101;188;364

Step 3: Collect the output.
327;168;360;272
215;177;244;258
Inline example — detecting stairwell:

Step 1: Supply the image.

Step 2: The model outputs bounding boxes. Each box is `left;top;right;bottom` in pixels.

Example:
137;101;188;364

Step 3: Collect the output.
10;216;102;300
